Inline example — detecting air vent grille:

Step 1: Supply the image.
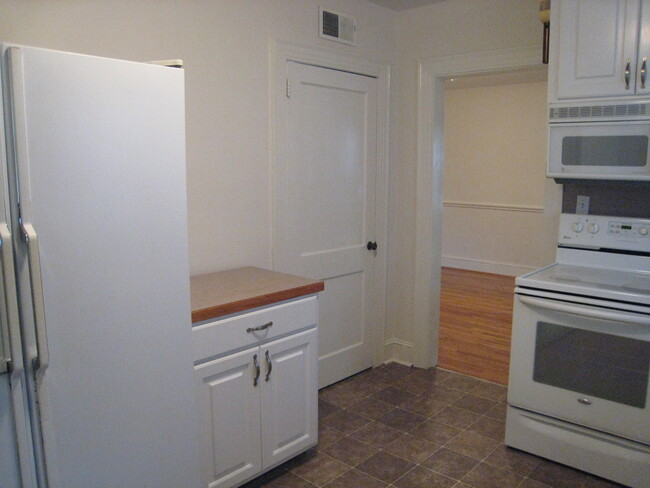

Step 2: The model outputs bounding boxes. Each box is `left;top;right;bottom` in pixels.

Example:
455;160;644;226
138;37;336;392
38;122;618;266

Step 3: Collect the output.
319;7;356;45
550;103;650;120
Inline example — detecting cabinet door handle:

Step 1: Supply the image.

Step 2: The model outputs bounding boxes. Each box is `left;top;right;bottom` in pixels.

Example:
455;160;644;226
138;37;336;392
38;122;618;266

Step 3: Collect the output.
642;57;647;89
253;354;260;387
265;350;273;382
625;58;631;89
246;321;273;333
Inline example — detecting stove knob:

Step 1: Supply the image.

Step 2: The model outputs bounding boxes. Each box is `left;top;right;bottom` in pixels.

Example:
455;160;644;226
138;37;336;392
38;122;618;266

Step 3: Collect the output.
640;227;648;236
572;222;584;233
588;223;600;234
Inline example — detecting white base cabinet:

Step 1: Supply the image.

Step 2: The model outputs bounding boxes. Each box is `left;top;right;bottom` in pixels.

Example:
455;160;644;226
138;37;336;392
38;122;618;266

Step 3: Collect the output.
193;296;319;488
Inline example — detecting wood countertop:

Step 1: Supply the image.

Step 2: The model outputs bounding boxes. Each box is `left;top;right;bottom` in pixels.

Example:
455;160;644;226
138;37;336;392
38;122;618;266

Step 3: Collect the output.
190;267;324;324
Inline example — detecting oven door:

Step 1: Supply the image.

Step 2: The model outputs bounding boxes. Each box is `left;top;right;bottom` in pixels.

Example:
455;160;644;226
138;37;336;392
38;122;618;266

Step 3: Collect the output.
548;121;650;180
509;293;650;444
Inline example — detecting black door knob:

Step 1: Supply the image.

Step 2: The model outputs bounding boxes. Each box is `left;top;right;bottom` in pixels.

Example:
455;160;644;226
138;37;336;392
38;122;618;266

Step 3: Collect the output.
366;241;378;251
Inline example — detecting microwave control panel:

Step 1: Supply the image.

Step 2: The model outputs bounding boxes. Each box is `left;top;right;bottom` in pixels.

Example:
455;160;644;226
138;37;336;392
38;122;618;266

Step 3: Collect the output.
558;214;650;253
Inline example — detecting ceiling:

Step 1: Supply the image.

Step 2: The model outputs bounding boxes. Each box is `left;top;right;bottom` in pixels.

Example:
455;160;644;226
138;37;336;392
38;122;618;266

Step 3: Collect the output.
365;0;449;11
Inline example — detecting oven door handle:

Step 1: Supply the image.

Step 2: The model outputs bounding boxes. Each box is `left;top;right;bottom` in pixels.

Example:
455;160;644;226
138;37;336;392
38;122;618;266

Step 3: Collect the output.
518;295;650;326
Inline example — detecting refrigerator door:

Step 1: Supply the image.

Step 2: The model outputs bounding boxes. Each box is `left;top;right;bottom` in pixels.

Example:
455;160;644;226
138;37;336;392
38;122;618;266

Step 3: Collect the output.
1;71;37;488
3;44;200;488
0;376;20;488
0;121;20;488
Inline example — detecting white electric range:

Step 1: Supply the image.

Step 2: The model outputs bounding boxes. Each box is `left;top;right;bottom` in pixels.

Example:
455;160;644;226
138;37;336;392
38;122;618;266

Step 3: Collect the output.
506;213;650;488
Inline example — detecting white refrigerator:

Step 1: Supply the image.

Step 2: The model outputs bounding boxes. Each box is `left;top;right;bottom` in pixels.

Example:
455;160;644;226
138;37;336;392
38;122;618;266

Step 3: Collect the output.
0;43;201;488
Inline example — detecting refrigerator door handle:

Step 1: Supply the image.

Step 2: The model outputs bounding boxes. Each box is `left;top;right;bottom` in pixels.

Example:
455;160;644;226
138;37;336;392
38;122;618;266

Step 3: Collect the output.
0;224;18;375
8;47;49;374
20;223;49;372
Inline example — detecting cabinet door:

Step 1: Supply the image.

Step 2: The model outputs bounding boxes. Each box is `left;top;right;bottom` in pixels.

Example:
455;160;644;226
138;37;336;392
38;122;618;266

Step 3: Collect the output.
195;348;262;488
637;0;650;94
261;329;318;468
557;0;640;98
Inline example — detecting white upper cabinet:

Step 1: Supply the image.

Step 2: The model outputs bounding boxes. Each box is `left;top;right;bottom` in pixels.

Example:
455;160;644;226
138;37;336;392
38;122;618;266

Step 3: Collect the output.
551;0;650;100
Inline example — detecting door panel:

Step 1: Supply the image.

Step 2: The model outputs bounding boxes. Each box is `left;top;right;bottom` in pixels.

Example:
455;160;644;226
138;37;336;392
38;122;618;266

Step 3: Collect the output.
509;296;650;444
276;61;377;387
195;348;261;488
557;0;640;98
261;329;317;468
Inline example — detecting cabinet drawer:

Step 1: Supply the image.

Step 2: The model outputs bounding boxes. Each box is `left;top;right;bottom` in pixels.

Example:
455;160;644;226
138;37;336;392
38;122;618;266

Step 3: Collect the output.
192;296;318;362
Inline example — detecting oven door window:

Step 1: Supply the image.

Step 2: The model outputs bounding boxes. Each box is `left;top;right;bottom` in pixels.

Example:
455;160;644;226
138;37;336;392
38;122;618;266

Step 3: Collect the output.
533;322;650;408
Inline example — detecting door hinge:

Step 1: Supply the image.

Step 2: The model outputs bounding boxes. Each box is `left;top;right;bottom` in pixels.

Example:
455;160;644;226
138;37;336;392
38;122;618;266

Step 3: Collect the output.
286;78;290;98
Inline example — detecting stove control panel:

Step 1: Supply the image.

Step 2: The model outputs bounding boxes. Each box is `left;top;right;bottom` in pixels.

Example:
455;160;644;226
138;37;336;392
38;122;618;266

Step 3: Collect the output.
559;214;650;252
608;220;649;237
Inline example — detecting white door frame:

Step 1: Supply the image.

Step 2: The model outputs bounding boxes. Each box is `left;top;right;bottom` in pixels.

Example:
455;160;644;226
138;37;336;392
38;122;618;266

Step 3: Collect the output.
413;46;542;368
271;41;390;369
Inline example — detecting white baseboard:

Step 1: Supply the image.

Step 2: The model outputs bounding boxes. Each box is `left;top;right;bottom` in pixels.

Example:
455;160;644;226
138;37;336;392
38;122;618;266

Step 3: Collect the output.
384;358;414;367
441;256;535;277
384;338;414;366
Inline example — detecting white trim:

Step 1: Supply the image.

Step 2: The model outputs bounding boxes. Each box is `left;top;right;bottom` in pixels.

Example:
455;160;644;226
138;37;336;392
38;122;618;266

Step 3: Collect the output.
384;359;414;368
270;40;390;370
384;338;414;348
443;201;544;213
383;338;414;367
441;256;535;277
414;46;542;368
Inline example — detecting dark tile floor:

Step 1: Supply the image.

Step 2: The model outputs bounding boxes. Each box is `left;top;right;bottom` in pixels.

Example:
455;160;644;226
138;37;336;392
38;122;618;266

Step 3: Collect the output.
242;363;629;488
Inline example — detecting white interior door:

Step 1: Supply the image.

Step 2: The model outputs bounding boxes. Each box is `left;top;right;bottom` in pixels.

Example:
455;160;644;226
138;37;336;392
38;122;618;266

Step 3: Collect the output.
275;61;378;388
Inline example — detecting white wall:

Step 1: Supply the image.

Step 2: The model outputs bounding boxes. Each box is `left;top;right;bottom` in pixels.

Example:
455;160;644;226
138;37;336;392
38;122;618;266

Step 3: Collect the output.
386;0;545;363
1;0;552;367
442;77;549;276
0;0;397;276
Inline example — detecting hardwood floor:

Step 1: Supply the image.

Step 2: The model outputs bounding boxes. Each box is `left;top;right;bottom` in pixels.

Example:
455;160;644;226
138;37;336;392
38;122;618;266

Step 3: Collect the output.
439;267;515;385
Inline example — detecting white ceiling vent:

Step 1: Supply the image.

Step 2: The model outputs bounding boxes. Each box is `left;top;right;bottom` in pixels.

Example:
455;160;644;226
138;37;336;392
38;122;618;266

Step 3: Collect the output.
319;7;356;45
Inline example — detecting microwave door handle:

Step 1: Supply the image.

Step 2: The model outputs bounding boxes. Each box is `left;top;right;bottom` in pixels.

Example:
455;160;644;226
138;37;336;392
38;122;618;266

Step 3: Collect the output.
518;295;650;326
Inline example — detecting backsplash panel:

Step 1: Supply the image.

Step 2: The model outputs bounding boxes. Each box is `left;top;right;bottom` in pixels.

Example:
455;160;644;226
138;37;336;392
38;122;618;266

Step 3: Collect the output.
561;181;650;218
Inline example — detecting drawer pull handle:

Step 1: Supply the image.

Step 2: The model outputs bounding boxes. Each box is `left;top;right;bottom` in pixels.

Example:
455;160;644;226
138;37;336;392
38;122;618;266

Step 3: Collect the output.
265;350;273;382
253;354;260;387
246;321;273;333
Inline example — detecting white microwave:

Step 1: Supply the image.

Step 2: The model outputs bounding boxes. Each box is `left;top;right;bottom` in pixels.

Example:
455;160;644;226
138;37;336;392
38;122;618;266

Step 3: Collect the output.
548;102;650;180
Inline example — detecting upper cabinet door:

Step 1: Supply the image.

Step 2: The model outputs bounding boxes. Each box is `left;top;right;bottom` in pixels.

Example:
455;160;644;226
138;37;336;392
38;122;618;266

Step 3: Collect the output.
637;0;650;94
556;0;641;99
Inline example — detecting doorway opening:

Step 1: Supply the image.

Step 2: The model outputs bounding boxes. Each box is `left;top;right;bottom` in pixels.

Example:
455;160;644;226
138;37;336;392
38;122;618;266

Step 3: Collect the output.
413;47;561;372
439;67;549;384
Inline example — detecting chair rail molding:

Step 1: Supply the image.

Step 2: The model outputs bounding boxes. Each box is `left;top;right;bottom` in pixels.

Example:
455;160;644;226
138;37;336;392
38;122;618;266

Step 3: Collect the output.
413;46;542;368
443;201;544;213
